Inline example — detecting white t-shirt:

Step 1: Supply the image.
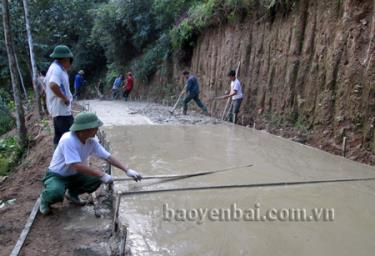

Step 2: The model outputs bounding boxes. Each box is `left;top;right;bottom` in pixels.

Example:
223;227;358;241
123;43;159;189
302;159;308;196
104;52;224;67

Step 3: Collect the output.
48;132;111;176
44;61;73;117
230;79;243;100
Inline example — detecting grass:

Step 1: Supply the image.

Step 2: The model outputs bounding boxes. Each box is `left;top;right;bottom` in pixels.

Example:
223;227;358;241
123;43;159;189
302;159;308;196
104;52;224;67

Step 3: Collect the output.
294;118;308;134
265;111;285;128
0;137;22;176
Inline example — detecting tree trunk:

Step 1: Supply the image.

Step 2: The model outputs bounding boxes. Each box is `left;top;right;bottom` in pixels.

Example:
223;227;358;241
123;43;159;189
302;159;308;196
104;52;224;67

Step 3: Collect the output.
2;0;28;148
14;52;29;104
23;0;42;118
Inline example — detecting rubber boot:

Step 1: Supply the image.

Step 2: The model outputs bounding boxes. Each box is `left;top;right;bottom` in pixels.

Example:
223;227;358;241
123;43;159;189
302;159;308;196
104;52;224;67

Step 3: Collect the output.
39;200;51;215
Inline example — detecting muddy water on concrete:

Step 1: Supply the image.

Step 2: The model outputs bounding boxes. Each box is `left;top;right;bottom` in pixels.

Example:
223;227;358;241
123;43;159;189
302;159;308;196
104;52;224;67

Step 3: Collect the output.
106;125;375;255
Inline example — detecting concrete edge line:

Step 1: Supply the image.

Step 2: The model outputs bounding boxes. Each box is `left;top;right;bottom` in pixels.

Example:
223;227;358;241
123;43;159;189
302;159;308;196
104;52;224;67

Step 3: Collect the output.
10;197;41;256
98;127;129;255
254;128;375;170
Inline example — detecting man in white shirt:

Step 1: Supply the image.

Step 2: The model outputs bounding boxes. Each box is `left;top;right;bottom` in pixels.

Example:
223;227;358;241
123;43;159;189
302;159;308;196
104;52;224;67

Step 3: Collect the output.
39;112;142;215
218;70;244;123
45;45;74;146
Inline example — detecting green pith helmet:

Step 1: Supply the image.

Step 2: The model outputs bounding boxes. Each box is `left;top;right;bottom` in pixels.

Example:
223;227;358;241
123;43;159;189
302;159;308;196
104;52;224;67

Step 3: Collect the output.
70;112;103;132
49;45;74;59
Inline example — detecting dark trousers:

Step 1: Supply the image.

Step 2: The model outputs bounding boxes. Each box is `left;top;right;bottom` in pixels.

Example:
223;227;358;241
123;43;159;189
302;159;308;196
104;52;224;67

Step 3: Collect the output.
183;93;207;114
74;87;82;100
123;89;131;101
227;98;242;123
53;115;74;145
112;88;121;100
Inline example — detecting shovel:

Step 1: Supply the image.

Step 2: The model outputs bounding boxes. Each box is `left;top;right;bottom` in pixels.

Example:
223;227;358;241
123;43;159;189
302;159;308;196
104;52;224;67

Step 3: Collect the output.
169;84;186;114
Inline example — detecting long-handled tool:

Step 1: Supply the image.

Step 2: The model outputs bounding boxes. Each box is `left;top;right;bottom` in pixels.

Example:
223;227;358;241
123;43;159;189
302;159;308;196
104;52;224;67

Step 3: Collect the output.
169;84;187;114
113;163;253;182
119;176;375;196
222;61;240;121
221;98;231;120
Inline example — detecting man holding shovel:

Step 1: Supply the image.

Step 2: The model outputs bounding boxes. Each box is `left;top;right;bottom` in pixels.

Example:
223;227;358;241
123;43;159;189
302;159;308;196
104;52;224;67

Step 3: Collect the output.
39;112;142;215
182;71;208;115
217;70;243;123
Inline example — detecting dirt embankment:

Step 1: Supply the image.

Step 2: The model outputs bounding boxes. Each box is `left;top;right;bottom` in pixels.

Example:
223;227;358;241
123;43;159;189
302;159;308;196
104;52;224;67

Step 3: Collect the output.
0;107;113;256
0;110;53;255
137;0;375;165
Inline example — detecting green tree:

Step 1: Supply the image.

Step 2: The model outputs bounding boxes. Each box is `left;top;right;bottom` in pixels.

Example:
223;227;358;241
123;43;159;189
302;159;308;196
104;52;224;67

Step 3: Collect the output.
2;0;28;148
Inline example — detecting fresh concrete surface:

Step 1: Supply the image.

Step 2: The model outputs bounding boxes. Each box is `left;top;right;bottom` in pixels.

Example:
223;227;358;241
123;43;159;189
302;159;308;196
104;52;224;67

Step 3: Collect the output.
106;125;375;256
82;100;375;255
80;99;153;126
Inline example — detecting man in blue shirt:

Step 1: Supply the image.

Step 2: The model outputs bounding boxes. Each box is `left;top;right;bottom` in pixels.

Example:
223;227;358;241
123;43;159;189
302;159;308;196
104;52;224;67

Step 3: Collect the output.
73;70;85;100
182;71;208;115
112;74;124;100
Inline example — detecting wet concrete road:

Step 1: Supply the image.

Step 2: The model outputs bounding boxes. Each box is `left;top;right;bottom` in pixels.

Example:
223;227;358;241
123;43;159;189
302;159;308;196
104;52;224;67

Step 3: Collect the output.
107;125;375;256
80;99;154;125
83;100;375;255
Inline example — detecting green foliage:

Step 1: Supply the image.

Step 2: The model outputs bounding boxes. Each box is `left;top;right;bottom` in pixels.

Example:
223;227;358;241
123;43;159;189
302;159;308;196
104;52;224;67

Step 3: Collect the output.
0;0;27;87
0;137;21;176
0;0;106;94
294;118;309;134
0;0;298;104
100;63;122;92
0;109;15;136
39;118;52;134
102;34;172;89
91;0;193;85
170;0;253;62
170;0;216;52
91;0;159;68
261;0;296;9
265;111;285;127
170;0;296;62
0;89;16;135
152;0;195;29
0;158;11;176
0;137;19;151
30;0;106;77
131;34;172;84
90;2;120;68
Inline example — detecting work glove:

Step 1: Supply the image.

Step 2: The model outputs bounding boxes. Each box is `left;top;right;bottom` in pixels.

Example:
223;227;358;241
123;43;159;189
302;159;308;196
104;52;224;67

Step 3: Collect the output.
126;169;142;182
100;173;113;184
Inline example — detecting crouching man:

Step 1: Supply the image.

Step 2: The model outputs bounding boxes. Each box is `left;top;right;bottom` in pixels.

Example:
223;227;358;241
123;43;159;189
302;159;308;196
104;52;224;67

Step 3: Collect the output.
39;112;142;215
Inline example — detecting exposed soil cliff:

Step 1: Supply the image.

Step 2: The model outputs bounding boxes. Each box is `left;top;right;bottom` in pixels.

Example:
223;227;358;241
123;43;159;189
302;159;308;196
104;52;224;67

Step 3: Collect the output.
136;0;375;164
